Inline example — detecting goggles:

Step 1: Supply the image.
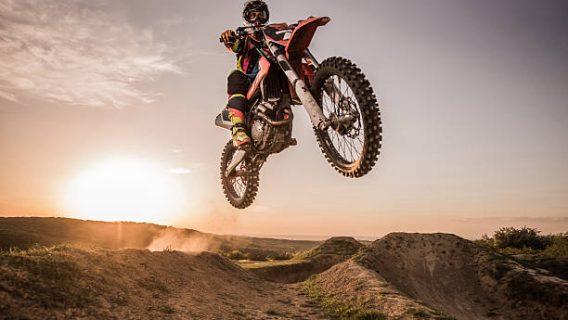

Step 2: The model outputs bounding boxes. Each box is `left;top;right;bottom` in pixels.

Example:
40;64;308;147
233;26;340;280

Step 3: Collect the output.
245;9;267;23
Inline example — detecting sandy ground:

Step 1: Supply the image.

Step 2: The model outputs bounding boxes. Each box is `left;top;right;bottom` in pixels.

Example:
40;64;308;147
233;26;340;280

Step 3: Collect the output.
357;233;568;320
1;219;566;320
308;259;449;319
246;237;363;284
0;247;329;320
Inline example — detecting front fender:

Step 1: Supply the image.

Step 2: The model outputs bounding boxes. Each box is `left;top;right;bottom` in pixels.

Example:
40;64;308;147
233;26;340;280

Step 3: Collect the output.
286;16;331;60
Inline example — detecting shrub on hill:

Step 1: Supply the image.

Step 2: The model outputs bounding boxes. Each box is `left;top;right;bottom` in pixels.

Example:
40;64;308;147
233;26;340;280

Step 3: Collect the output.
494;226;549;250
477;227;567;258
542;233;568;258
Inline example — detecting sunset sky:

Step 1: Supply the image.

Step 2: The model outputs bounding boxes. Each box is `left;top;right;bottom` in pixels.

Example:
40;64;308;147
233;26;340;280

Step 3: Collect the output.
1;0;567;239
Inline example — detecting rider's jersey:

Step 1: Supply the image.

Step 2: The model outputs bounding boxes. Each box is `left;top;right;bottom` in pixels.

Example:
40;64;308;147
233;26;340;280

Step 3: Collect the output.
228;33;261;79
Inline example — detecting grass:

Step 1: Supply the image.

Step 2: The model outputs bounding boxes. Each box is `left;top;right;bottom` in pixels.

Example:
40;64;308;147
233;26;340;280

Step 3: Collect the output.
301;277;457;320
476;229;568;259
238;258;305;269
301;278;386;320
0;245;98;308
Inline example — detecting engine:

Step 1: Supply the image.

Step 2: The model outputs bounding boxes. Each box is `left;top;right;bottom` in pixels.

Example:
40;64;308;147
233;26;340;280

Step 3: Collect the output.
250;100;293;154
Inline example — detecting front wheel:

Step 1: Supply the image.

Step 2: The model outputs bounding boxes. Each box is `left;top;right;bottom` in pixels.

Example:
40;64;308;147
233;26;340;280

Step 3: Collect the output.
311;57;382;178
220;141;260;209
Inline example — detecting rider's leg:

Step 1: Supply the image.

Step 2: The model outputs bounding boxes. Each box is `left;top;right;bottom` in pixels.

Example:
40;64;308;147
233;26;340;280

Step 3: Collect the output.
227;70;250;147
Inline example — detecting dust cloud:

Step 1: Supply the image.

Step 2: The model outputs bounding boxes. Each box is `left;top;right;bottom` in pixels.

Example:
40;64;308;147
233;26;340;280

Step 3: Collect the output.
146;228;215;253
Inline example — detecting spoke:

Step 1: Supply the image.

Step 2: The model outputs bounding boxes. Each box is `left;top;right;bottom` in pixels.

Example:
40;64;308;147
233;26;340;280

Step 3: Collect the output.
324;93;333;115
319;75;369;165
330;79;336;109
337;135;344;156
356;136;364;150
346;140;355;162
342;83;349;101
347;138;359;162
227;157;249;198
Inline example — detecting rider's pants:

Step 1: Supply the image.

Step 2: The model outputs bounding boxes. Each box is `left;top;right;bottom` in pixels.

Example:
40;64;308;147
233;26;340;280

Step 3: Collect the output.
226;70;250;113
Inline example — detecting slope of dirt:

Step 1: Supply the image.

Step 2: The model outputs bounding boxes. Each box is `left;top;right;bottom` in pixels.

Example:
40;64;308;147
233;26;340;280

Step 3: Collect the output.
512;255;568;281
0;217;163;249
305;260;452;319
0;217;319;258
0;246;328;320
247;237;363;284
357;233;568;320
303;237;364;258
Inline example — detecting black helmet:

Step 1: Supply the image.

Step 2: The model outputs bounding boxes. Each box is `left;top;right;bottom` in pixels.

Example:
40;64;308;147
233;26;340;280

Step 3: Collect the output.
242;0;269;26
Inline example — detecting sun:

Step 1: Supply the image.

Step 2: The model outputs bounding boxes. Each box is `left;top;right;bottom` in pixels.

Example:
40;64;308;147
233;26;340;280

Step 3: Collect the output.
62;157;185;223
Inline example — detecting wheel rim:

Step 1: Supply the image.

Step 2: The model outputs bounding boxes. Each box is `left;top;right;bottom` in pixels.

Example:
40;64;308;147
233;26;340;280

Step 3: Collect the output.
225;152;248;200
320;75;365;166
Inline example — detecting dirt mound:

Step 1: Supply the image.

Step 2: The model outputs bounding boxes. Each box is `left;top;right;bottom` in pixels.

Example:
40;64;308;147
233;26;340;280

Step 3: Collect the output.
305;237;364;257
357;233;568;320
248;237;363;284
305;260;451;319
0;246;328;319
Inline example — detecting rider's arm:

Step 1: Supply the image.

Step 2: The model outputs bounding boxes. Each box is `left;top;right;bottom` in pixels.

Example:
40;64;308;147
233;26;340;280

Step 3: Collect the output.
221;29;244;53
230;38;244;53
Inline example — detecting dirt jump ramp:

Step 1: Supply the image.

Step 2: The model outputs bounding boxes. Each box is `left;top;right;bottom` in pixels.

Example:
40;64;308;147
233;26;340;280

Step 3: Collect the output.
0;247;328;319
356;233;568;320
250;237;364;283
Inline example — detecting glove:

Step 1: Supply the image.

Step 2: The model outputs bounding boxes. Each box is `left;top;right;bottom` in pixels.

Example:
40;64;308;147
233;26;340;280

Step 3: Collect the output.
220;30;236;48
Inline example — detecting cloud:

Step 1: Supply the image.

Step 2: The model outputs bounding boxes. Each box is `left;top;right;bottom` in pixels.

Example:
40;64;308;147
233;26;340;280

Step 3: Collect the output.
0;0;183;108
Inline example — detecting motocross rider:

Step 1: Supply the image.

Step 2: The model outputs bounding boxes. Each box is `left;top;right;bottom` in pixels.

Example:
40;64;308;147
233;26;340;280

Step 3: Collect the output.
220;0;269;147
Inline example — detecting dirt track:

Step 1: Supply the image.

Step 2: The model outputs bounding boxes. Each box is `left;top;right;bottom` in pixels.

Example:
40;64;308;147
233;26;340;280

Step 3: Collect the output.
1;219;566;320
0;247;327;320
313;233;568;320
248;237;363;284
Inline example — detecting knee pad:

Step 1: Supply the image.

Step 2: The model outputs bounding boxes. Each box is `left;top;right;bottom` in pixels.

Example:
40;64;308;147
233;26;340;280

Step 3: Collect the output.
227;70;249;95
227;95;246;112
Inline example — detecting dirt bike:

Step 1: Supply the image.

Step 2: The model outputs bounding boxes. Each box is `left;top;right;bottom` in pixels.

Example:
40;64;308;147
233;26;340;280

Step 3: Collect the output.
215;17;382;209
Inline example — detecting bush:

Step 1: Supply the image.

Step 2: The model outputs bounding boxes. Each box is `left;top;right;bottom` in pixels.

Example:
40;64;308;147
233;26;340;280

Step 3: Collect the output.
245;251;268;261
222;250;247;260
542;233;568;258
268;252;293;261
493;226;550;250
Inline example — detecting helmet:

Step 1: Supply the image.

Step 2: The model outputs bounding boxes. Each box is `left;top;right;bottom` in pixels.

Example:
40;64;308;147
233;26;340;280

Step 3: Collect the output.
242;0;269;26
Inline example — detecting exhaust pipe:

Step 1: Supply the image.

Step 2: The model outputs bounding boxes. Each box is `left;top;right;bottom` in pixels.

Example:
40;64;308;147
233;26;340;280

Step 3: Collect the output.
215;109;232;130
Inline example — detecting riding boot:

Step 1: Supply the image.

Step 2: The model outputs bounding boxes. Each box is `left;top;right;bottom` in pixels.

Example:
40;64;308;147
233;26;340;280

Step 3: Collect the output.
228;108;251;147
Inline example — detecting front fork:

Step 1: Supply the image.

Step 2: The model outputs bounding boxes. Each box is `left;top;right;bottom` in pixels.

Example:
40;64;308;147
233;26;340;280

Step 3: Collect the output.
267;42;329;130
306;49;343;107
306;49;357;130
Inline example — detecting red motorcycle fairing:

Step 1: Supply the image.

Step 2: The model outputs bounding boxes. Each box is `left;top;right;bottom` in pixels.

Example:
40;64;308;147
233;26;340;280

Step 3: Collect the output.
263;23;291;46
286;16;330;60
264;17;330;60
246;56;271;101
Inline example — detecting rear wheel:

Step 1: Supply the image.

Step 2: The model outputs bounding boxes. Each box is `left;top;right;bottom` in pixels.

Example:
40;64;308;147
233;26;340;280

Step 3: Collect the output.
220;141;259;209
311;57;382;178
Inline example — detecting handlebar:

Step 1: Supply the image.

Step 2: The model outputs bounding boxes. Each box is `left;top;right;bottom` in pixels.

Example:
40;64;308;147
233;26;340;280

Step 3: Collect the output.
219;25;266;43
